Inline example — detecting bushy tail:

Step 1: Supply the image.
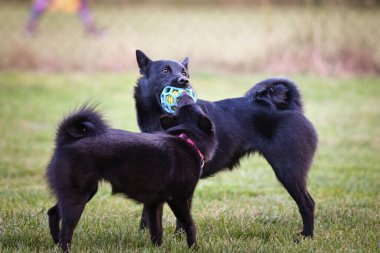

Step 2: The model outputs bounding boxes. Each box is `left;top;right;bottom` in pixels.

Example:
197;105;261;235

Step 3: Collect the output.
55;104;109;146
245;78;303;112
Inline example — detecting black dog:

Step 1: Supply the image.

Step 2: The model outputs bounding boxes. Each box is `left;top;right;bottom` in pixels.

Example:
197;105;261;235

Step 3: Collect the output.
46;95;216;251
134;50;318;238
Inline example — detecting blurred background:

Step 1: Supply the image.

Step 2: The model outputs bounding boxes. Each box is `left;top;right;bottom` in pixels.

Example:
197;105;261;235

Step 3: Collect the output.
1;0;379;75
1;1;380;251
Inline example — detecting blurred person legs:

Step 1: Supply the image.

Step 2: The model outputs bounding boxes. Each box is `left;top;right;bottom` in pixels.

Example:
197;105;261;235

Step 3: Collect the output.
25;0;51;35
78;0;104;36
25;0;103;36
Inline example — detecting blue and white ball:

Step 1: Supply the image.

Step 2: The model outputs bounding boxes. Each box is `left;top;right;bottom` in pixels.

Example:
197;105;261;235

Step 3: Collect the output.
160;86;197;114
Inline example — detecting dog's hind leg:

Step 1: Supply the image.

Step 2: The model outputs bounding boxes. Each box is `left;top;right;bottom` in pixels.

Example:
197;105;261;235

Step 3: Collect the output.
270;163;315;237
145;202;164;246
168;198;197;248
262;119;317;238
47;185;97;246
58;194;90;252
283;178;315;238
47;204;60;244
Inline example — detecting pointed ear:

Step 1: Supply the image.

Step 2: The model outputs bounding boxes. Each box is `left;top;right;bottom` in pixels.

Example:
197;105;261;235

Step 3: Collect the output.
136;50;152;74
177;92;195;107
198;116;214;135
181;57;189;70
160;115;177;130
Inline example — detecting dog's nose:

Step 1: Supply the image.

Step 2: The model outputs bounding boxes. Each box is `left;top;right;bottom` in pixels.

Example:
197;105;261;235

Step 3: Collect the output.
178;77;189;87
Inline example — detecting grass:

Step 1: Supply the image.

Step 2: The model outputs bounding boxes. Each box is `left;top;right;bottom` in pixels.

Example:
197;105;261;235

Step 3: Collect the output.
0;71;379;252
0;2;379;74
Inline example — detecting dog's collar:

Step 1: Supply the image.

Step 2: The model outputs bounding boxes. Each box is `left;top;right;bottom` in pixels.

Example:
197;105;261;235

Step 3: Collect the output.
178;133;205;168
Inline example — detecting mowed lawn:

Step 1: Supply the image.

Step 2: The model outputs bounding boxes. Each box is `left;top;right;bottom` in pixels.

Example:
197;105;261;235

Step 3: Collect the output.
0;72;379;252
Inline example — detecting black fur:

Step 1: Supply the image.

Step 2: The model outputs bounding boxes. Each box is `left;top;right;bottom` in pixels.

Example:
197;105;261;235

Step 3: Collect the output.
46;99;216;251
134;50;318;238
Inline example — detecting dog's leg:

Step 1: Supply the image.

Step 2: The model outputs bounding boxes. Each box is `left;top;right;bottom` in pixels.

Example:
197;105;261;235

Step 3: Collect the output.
47;204;60;244
145;202;164;246
285;181;314;238
49;186;97;247
58;195;89;252
139;205;149;230
271;166;315;237
168;198;196;248
174;196;193;234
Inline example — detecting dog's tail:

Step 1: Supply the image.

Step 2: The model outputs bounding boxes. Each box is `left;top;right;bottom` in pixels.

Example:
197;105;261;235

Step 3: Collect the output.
55;104;109;146
245;78;303;112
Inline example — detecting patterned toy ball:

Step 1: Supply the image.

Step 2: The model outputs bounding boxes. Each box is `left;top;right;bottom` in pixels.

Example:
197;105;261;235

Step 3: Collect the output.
160;86;197;114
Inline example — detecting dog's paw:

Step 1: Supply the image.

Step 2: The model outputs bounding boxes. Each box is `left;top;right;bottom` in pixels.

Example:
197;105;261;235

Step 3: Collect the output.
189;242;199;251
293;231;313;243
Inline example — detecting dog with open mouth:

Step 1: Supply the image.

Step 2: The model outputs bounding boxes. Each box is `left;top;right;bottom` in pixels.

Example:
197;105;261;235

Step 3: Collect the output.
134;50;318;239
46;94;216;251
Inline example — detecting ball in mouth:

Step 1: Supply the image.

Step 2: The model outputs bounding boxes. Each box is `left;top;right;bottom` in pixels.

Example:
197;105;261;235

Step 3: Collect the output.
160;86;197;114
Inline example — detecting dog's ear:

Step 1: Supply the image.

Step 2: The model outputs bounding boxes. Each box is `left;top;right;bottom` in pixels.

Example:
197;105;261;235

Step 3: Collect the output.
160;115;177;130
177;92;195;107
181;57;189;70
136;50;152;74
198;115;214;135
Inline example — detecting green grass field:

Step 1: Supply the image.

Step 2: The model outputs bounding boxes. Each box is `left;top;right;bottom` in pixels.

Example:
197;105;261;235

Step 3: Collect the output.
0;72;379;252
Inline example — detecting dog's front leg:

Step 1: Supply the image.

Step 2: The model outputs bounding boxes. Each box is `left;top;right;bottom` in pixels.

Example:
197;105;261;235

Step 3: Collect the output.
139;205;149;230
174;195;193;234
168;198;197;248
146;202;164;246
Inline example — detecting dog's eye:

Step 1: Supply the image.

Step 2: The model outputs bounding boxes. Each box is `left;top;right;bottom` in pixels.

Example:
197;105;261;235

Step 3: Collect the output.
182;70;187;76
162;68;169;74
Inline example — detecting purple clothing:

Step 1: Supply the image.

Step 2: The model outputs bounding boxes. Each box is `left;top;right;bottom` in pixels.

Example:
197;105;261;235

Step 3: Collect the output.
26;0;98;35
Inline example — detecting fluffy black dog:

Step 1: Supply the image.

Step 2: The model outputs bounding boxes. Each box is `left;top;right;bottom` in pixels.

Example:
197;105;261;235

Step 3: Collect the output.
134;50;318;238
46;95;216;251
